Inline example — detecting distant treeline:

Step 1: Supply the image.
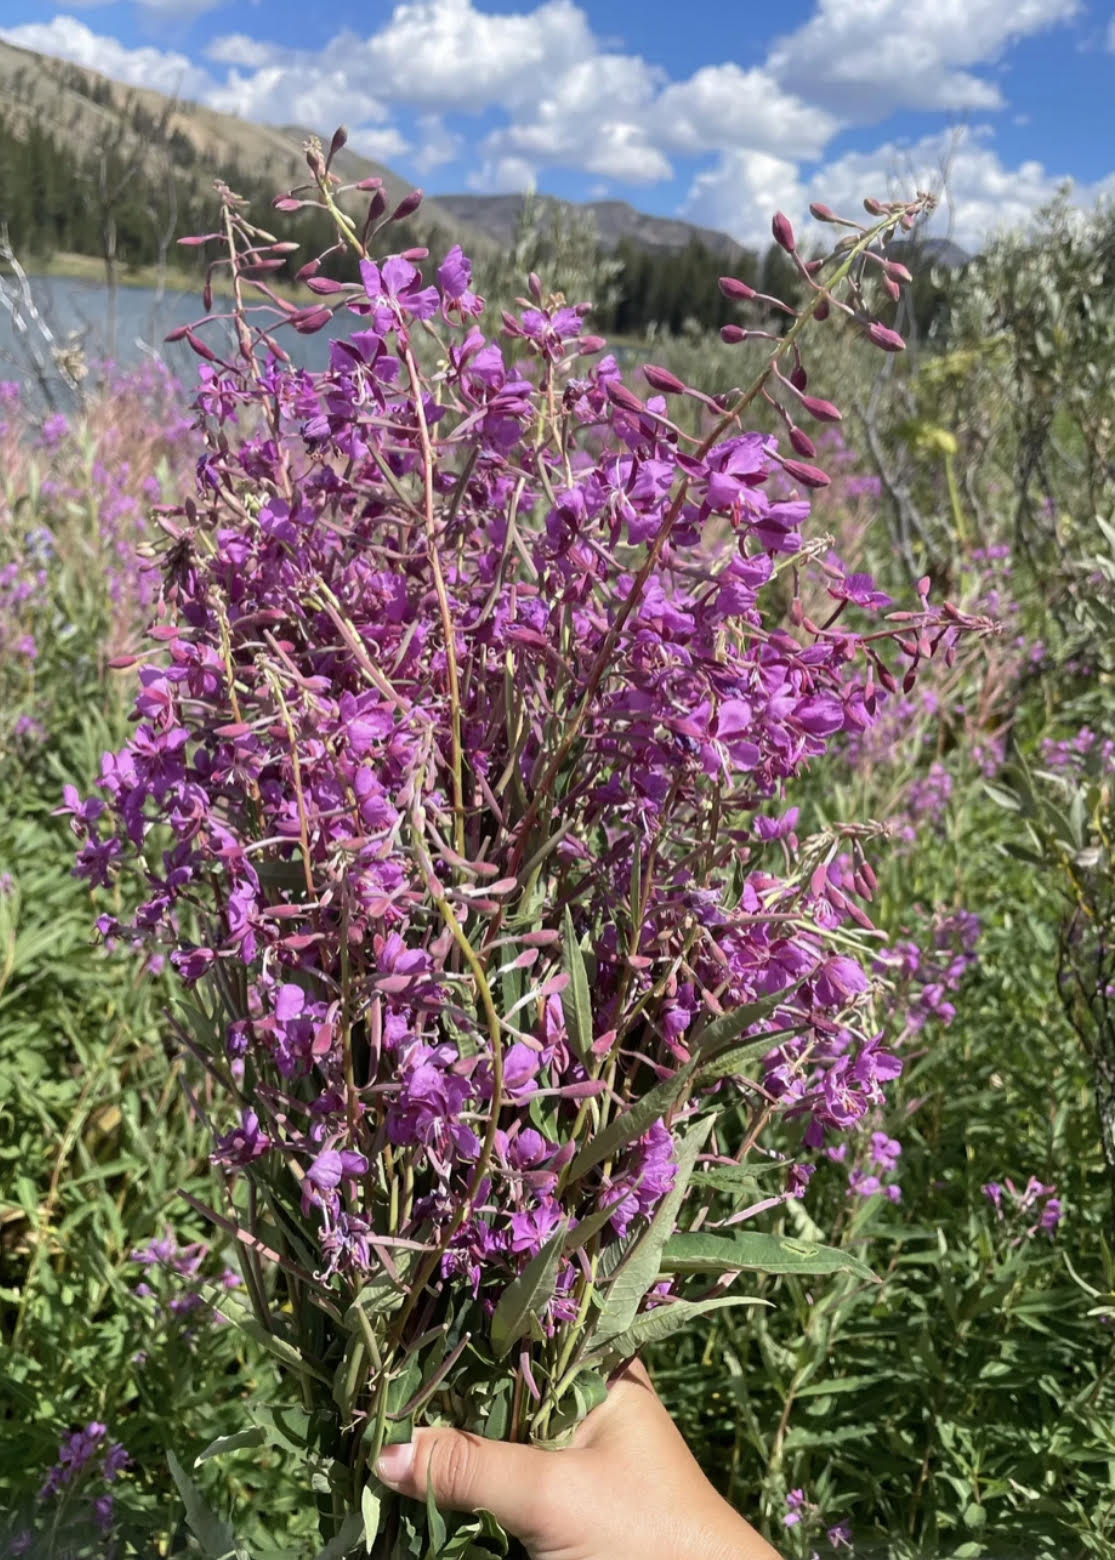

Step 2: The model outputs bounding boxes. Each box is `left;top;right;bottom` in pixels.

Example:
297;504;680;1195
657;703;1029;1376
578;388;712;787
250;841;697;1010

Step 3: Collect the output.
0;110;415;285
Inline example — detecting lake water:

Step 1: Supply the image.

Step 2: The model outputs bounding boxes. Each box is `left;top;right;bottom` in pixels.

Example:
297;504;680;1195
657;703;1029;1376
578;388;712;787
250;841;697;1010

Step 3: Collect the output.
0;274;347;401
0;274;644;406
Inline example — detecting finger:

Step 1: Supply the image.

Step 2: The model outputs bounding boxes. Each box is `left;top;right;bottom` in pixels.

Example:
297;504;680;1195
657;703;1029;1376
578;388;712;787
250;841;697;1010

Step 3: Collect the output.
375;1428;557;1539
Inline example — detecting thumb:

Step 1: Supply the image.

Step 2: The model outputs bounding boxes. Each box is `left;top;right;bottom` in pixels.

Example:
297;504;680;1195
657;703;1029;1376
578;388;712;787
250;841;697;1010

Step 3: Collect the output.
375;1428;558;1539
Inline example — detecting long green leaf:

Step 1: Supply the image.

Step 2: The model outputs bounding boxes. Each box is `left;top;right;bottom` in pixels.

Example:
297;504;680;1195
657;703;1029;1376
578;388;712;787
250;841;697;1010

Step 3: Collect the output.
690;991;786;1057
361;1483;383;1552
593;1119;711;1347
194;1427;266;1466
313;1512;365;1560
590;1296;767;1358
167;1450;241;1560
661;1230;877;1282
567;1057;698;1182
490;1223;567;1357
560;906;593;1064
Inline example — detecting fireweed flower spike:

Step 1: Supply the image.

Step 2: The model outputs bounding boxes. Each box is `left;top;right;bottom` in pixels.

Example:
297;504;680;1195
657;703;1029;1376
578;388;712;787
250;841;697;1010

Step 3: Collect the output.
72;162;991;1543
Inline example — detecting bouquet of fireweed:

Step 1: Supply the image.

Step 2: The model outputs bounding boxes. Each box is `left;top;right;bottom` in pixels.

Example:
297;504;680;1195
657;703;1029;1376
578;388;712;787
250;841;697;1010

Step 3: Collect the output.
69;138;992;1556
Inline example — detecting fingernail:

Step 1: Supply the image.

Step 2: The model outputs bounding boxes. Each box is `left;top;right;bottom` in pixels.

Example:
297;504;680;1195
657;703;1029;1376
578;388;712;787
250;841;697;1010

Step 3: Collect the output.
375;1441;416;1487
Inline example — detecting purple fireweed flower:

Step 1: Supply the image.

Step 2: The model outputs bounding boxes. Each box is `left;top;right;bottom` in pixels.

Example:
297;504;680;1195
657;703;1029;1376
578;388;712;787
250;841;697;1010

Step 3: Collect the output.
66;187;982;1431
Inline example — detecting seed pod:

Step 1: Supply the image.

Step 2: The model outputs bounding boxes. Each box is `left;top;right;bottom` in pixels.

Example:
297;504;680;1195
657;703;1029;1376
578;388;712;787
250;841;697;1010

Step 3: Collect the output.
772;211;796;253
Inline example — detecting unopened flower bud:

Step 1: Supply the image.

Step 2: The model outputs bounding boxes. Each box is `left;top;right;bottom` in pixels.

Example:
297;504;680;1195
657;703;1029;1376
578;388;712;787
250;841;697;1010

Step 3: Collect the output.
642;364;687;395
863;196;885;215
390;189;424;222
804;258;824;277
814;297;830;321
884;260;913;283
185;329;218;362
291;307;333;335
327;126;348;164
355;176;383;191
809;202;837;222
799;395;842;423
790;365;807;391
605;380;645;414
720;324;747;343
306;276;345;294
577;335;606;355
272;196;303;212
718;276;756;301
789;425;816;457
866;321;906;352
400;247;429;261
177;233;221;248
779;456;830;489
528;272;543;301
772;211;796;253
882;276;901;302
296;258;322;281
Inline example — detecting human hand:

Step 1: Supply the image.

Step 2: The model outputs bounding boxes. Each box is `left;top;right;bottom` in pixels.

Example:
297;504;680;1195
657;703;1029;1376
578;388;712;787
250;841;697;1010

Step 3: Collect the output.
374;1359;782;1560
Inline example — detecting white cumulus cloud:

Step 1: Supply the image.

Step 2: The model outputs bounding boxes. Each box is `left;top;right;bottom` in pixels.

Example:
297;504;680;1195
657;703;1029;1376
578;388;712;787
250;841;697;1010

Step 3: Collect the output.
0;16;213;98
686;125;1101;253
767;0;1080;120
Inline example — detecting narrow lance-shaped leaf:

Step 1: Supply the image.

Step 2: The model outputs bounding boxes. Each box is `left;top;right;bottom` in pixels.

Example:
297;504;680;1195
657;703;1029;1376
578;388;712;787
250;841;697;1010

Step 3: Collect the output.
661;1230;877;1282
167;1451;242;1560
690;990;788;1058
193;1427;266;1466
567;1056;699;1183
593;1119;712;1347
560;906;593;1064
491;1222;567;1358
590;1295;768;1360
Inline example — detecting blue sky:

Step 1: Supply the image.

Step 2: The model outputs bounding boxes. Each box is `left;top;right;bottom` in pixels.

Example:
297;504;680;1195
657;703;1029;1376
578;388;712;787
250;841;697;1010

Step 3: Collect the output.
2;0;1112;248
